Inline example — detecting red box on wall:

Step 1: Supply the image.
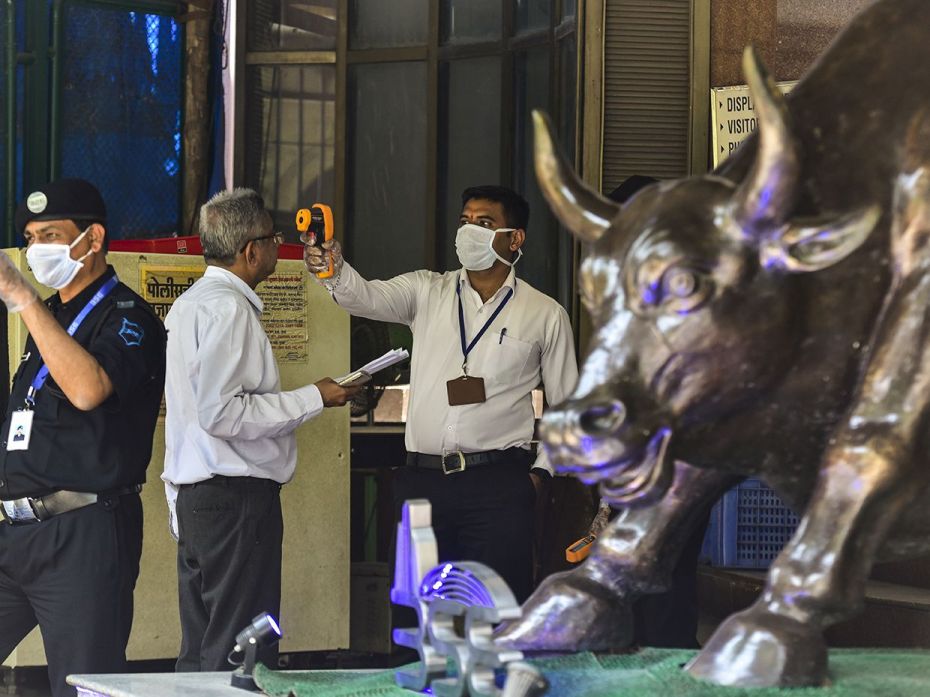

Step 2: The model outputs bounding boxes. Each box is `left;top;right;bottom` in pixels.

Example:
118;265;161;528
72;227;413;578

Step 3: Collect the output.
109;236;305;260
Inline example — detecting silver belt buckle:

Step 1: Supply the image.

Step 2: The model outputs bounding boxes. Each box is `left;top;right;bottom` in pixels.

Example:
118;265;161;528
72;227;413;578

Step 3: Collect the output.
441;450;466;475
1;498;39;523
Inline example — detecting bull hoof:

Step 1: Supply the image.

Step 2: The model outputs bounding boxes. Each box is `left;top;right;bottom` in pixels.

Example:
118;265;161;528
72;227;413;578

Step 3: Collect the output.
685;603;827;687
494;569;633;652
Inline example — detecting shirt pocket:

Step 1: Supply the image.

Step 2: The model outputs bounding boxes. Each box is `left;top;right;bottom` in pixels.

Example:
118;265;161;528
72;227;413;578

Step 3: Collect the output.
490;331;534;380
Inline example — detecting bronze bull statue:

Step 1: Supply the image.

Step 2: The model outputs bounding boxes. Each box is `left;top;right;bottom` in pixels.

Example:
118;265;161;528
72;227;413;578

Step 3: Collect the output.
496;0;930;687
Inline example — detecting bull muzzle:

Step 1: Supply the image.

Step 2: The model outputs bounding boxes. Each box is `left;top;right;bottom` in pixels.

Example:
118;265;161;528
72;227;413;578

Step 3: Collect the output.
541;396;675;506
539;396;633;471
543;399;627;440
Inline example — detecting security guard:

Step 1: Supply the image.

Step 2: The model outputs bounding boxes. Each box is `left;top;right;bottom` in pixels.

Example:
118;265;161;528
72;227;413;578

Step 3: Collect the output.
0;179;166;697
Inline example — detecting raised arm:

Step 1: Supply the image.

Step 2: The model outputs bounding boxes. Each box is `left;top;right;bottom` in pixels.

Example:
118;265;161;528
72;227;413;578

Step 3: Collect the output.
0;251;113;411
305;238;422;325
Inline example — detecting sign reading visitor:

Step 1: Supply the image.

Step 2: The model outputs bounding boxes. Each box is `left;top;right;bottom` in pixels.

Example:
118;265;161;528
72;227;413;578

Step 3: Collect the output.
711;80;797;167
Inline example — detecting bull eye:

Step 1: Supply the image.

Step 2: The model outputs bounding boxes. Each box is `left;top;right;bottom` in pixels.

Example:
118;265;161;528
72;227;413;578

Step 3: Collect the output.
663;268;698;298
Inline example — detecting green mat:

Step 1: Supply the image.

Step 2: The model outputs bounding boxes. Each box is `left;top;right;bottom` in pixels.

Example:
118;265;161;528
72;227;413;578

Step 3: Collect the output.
254;648;930;696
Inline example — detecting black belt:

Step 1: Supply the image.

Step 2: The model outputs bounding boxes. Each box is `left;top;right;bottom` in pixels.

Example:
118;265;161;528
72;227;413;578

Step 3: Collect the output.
406;448;533;475
179;475;282;490
0;484;142;525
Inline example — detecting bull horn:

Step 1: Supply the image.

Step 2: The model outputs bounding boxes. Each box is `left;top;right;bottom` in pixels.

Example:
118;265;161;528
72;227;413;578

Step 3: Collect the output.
731;46;801;237
533;110;620;243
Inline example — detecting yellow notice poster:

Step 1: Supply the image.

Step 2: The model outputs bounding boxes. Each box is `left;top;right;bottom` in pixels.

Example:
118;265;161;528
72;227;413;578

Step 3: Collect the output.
140;265;204;320
139;264;309;363
257;272;309;364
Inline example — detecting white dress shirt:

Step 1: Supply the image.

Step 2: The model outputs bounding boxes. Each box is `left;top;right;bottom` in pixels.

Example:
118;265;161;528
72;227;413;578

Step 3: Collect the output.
162;266;324;534
332;261;578;474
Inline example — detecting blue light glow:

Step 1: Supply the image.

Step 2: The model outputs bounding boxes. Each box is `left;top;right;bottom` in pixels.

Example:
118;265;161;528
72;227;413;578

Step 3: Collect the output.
642;280;660;306
267;614;281;636
419;564;495;607
146;15;161;76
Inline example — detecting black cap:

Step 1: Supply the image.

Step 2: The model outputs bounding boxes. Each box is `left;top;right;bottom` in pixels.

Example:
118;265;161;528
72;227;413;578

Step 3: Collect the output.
14;178;107;235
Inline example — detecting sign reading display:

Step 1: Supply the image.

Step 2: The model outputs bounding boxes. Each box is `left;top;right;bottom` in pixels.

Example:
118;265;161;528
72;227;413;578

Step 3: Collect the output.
711;81;797;167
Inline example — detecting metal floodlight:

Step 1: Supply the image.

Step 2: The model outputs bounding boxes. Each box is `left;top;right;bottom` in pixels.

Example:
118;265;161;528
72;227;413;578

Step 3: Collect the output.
229;612;282;691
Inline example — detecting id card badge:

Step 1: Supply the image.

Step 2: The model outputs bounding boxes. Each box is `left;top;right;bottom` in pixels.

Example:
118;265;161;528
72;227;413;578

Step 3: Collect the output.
447;375;486;405
7;410;34;451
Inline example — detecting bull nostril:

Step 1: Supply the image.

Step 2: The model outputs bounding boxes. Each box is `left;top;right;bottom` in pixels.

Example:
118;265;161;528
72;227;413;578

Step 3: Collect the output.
579;400;626;436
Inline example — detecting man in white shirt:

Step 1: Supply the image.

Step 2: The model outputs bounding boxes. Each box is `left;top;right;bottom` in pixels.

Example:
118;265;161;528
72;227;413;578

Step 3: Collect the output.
305;185;577;602
163;188;358;672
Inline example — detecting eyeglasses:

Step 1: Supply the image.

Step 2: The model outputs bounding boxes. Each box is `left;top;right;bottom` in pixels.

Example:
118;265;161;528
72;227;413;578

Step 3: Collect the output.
240;232;284;252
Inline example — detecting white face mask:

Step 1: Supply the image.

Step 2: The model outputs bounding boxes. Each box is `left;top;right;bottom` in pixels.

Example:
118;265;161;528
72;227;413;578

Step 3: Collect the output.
25;228;94;289
455;223;523;271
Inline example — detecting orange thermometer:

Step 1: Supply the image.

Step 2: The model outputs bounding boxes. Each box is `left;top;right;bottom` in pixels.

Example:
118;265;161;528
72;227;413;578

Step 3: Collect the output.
296;203;335;278
565;534;597;563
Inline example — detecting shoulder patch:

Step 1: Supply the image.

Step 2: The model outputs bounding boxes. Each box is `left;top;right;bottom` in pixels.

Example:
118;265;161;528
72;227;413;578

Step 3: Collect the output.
118;317;145;347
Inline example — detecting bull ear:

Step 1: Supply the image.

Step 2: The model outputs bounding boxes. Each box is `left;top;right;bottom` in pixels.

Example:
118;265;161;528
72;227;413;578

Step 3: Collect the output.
731;46;801;238
533;110;620;243
759;206;881;272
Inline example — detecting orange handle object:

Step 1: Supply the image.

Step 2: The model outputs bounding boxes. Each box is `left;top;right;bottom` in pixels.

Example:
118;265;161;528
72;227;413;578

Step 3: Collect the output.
296;203;335;278
565;534;597;563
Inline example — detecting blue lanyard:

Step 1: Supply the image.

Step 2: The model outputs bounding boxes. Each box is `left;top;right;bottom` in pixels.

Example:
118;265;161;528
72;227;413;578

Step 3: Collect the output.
25;274;120;407
457;280;514;372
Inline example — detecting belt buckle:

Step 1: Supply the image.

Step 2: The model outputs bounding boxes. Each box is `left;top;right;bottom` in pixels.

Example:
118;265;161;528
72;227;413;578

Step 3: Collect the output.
441;450;466;475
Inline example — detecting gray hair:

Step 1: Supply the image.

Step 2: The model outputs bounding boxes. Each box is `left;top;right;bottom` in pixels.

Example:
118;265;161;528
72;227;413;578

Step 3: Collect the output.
199;188;268;263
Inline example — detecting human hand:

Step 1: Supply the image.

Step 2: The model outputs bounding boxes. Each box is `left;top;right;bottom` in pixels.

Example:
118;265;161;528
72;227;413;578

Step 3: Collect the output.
0;250;38;313
302;235;344;284
314;376;361;407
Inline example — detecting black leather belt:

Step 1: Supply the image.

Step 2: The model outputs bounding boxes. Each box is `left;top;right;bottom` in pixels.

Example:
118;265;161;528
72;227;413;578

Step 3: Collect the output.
179;475;283;490
0;484;142;525
406;448;533;475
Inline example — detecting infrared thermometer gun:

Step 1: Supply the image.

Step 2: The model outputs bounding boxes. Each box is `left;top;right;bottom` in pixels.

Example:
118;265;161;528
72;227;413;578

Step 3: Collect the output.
565;534;597;563
296;204;335;279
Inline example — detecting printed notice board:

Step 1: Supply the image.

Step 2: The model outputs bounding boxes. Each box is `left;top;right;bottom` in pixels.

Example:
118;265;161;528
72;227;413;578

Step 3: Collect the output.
711;81;797;166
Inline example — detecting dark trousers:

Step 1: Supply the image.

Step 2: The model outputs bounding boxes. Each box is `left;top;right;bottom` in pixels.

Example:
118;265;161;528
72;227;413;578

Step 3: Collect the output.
0;494;143;697
393;458;536;603
175;476;283;672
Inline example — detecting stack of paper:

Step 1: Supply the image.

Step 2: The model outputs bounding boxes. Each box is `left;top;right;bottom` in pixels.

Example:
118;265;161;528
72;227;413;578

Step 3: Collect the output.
336;348;410;387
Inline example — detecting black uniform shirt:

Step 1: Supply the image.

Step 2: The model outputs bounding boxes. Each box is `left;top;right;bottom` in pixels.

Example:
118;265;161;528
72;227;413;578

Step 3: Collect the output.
0;266;166;498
